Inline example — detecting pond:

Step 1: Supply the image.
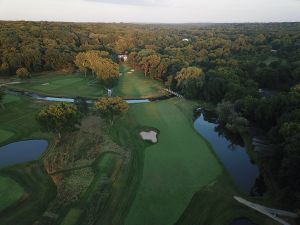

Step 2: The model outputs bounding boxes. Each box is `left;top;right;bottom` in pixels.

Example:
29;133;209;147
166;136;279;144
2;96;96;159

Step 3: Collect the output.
0;140;48;168
194;111;266;195
6;90;151;104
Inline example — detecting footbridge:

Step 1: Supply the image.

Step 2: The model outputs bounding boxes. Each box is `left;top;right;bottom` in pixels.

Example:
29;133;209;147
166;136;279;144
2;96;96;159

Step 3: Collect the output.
163;88;183;98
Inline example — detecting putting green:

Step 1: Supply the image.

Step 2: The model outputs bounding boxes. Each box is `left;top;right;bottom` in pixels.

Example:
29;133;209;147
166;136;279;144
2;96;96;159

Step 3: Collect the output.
0;176;25;211
114;64;164;98
125;99;222;225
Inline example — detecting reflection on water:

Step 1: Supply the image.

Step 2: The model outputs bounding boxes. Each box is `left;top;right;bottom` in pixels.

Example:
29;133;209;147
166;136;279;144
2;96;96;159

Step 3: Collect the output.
194;110;266;195
8;90;151;104
0;140;48;168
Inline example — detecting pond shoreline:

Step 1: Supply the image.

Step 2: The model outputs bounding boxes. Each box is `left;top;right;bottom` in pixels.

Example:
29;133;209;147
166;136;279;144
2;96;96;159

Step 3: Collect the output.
2;85;172;102
0;140;48;169
193;112;265;196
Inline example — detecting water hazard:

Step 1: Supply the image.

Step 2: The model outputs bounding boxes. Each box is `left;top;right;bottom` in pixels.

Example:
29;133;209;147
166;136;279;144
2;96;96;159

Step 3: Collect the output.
0;140;48;168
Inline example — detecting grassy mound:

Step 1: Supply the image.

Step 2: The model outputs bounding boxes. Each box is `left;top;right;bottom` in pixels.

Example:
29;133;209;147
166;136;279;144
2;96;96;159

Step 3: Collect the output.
0;176;25;211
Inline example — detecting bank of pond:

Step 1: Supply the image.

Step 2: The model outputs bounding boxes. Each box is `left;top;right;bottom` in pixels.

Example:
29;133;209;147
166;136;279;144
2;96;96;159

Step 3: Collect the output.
0;92;267;225
194;111;266;196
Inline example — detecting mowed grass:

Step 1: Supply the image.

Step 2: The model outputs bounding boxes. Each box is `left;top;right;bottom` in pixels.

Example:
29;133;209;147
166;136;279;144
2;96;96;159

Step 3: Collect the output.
0;176;25;211
11;72;105;98
0;94;46;146
114;64;164;98
10;66;164;99
125;99;223;225
0;129;14;144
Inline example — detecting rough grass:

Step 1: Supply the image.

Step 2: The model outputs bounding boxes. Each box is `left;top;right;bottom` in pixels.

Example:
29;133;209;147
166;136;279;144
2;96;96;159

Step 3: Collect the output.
11;72;105;98
0;176;25;212
0;162;56;225
114;64;164;98
60;208;82;225
125;98;223;225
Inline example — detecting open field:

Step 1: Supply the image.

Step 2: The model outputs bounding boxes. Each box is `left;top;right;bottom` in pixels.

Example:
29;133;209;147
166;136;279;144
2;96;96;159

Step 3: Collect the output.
114;64;164;98
0;83;277;225
125;98;275;225
0;176;25;211
8;65;164;99
125;99;223;225
10;72;105;98
0;94;49;146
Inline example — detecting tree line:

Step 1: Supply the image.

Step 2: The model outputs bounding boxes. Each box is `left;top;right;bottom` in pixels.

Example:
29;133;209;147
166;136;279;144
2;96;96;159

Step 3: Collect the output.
1;20;300;208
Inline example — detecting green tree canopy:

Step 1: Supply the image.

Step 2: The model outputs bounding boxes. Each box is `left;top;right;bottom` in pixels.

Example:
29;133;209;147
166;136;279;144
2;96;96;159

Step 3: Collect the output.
93;97;128;125
16;67;30;79
175;67;205;98
37;103;81;138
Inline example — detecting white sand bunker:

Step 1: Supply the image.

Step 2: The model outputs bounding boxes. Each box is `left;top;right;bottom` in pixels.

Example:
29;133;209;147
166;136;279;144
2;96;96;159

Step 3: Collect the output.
140;131;157;143
127;71;133;74
42;83;49;86
130;69;135;72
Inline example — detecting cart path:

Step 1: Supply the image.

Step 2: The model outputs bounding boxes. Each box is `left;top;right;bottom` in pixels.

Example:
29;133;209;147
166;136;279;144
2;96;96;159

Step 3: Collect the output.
234;196;298;225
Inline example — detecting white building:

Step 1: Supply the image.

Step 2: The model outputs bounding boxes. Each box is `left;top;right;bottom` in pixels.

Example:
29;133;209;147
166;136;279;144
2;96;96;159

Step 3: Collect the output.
118;54;128;62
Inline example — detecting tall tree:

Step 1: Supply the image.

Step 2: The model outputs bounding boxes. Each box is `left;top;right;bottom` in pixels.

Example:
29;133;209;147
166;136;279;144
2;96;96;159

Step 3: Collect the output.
16;67;30;79
93;97;128;125
94;58;119;89
37;103;81;139
74;52;89;77
175;67;205;98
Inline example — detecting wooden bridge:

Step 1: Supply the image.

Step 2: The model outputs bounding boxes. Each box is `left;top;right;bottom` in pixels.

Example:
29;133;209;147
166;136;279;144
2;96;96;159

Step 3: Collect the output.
234;196;298;225
163;88;183;98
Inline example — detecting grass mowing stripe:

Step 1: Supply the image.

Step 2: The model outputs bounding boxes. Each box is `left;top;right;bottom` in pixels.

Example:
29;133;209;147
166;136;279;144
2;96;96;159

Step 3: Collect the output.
115;64;164;98
0;176;25;212
125;99;222;225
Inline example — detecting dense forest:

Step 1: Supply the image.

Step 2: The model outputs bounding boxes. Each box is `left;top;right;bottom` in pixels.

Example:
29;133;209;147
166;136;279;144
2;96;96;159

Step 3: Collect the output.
1;21;300;209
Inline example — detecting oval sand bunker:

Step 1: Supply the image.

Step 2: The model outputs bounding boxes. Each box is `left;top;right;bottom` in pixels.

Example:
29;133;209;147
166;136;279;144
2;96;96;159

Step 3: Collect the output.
140;131;157;143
